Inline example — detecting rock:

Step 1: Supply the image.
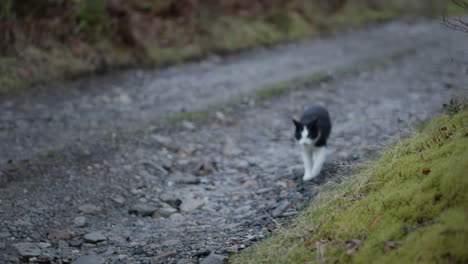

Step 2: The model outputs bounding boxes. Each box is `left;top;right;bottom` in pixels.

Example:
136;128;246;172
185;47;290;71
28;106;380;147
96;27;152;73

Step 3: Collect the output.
73;216;88;227
128;204;159;217
177;259;198;264
83;232;106;243
159;193;182;209
223;137;242;156
58;240;69;248
175;174;201;185
112;196;126;205
69;240;83;248
162;239;180;247
199;253;227;264
180;197;205;212
192;250;211;258
272;201;292;217
47;229;74;240
234;159;249;170
78;204;102;215
11;242;40;259
72;255;105;264
37;242;51;249
170;213;184;220
182;121;195;130
152;135;173;146
153;206;178;218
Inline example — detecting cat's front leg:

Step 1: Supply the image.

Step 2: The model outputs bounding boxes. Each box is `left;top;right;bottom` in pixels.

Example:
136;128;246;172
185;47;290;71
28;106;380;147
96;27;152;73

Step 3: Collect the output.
310;146;327;179
301;146;314;181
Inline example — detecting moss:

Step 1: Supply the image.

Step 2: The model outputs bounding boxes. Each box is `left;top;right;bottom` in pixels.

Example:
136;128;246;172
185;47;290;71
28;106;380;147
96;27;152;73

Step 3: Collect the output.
233;109;468;263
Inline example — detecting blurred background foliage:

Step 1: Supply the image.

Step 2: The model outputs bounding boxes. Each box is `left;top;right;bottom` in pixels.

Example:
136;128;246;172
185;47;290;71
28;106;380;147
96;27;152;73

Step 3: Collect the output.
0;0;464;93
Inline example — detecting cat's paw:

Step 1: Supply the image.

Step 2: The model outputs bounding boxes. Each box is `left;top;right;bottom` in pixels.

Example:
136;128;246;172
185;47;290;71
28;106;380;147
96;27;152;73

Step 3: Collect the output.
303;171;320;181
302;174;314;181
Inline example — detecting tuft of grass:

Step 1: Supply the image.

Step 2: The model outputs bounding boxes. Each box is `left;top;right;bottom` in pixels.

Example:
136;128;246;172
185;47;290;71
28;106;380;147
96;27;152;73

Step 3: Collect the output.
233;109;468;264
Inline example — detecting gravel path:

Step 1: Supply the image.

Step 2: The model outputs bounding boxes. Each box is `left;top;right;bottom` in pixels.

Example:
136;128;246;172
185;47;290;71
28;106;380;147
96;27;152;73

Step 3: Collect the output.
0;18;467;264
1;19;464;164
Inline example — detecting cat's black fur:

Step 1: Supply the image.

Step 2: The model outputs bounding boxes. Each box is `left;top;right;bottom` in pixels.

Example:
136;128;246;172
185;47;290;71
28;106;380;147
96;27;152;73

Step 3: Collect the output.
293;104;331;147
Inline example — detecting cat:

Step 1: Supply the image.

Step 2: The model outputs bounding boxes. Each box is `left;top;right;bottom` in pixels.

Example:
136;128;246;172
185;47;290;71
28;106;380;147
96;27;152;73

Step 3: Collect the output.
293;104;331;181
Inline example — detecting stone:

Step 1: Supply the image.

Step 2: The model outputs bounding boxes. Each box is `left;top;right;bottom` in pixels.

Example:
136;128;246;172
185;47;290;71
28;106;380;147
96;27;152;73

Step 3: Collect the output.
159;193;182;209
128;204;159;217
69;240;83;248
152;135;173;146
37;242;51;249
72;255;105;264
162;239;180;247
182;121;195;130
170;213;184;220
11;242;40;259
78;204;102;215
223;137;242;156
272;201;291;217
177;259;198;264
58;240;69;248
73;216;88;227
47;229;74;240
153;206;178;218
83;232;106;243
112;196;126;205
180;197;205;212
199;253;227;264
175;174;201;185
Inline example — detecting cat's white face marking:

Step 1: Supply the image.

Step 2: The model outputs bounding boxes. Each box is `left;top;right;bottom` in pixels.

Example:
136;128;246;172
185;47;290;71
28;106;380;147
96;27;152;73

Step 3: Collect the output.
298;126;313;145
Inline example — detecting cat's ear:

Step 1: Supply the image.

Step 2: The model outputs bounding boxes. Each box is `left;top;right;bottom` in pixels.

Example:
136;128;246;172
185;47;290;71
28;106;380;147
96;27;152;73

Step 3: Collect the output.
292;119;301;129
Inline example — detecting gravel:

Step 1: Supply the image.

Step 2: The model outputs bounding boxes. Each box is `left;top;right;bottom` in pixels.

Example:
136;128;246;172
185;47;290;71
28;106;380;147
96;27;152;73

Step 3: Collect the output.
0;18;467;264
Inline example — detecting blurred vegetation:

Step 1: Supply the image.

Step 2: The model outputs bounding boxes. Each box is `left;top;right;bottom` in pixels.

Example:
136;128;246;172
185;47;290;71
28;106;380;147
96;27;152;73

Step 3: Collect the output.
0;0;463;94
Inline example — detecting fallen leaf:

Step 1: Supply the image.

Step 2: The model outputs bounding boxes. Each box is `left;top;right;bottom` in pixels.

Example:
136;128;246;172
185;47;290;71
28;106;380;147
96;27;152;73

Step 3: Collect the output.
369;216;381;228
422;169;431;175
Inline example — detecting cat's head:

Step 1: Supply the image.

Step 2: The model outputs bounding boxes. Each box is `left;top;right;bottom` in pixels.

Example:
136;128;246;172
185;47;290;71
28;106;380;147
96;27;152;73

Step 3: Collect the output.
293;118;319;145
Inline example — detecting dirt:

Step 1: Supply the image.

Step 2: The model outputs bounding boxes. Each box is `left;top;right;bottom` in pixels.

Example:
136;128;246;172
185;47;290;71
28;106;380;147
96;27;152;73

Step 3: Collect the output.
0;18;467;264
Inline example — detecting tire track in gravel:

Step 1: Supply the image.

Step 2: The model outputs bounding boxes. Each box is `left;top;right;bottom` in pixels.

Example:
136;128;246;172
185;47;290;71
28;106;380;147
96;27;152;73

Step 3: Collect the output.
0;19;467;264
0;19;462;164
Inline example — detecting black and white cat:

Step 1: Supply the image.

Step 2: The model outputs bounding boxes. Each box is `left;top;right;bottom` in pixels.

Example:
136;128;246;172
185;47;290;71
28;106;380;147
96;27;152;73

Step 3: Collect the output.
293;105;331;181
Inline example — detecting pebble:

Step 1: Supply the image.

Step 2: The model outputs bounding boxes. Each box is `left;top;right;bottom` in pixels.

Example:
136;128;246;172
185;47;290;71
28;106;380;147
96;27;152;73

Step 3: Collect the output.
271;201;291;217
83;232;107;243
199;253;227;264
78;204;102;215
177;259;198;264
159;193;182;208
180;197;205;212
73;216;88;227
72;255;105;264
153;206;178;218
47;229;74;240
58;240;69;248
11;242;40;259
128;204;159;217
152;135;173;146
182;121;196;130
112;196;126;205
175;174;201;185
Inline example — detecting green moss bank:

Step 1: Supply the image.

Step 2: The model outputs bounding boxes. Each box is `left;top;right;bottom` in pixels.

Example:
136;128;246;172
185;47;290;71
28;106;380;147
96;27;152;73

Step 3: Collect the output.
233;108;468;264
0;0;463;95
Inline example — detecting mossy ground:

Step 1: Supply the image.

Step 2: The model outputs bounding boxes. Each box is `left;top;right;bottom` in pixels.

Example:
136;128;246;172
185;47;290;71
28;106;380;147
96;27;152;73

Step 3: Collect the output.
232;109;468;264
0;0;462;95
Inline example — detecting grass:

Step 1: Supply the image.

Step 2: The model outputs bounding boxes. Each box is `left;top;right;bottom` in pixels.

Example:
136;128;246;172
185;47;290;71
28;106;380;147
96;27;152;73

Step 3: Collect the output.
1;0;463;95
232;107;468;263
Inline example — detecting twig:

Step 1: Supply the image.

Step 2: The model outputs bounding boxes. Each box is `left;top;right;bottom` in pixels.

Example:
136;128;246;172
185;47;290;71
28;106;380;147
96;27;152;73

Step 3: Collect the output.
402;220;440;235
